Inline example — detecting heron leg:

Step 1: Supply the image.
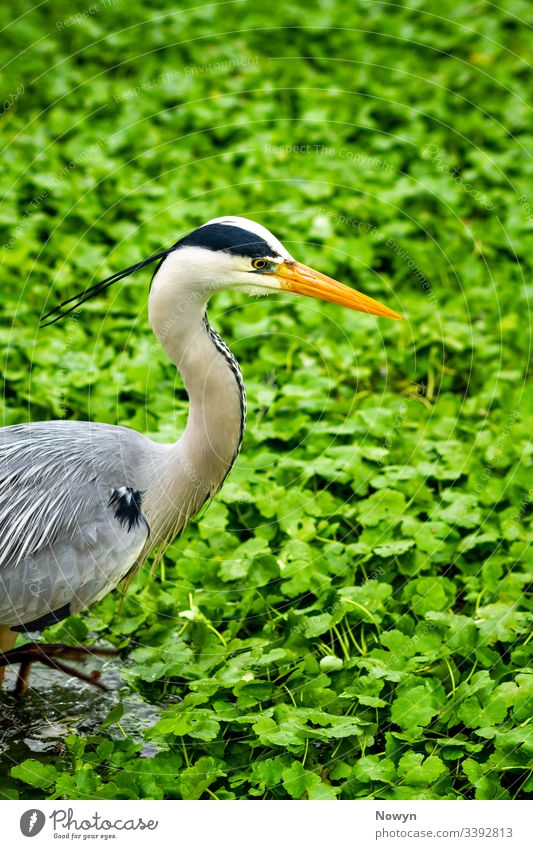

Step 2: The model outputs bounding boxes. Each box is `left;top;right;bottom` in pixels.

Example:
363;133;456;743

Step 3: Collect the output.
0;642;119;695
0;626;17;687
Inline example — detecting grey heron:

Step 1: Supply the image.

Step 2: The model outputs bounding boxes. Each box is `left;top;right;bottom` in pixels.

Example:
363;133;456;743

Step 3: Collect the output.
0;216;401;694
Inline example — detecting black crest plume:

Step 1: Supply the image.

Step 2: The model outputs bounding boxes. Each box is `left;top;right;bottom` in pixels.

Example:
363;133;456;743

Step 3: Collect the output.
40;222;276;327
40;245;177;326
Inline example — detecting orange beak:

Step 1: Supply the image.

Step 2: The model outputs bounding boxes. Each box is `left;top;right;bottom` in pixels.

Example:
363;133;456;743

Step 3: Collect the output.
270;260;403;320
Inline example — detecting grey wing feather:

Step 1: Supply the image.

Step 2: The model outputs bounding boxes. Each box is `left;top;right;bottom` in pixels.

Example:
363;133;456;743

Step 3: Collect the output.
0;421;153;628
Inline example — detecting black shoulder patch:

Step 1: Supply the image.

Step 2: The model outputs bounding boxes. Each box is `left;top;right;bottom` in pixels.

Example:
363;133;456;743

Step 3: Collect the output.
109;487;148;533
175;223;278;259
11;602;71;634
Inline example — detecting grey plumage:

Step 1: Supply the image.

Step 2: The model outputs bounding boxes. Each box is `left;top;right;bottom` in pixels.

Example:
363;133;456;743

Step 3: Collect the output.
0;310;246;634
0;422;154;629
0;215;399;660
0;219;284;637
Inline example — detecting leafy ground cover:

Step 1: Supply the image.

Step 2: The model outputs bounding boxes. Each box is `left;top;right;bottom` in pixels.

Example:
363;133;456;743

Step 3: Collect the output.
0;0;531;800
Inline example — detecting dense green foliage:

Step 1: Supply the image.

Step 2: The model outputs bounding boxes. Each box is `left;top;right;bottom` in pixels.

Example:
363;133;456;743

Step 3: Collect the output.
0;0;531;801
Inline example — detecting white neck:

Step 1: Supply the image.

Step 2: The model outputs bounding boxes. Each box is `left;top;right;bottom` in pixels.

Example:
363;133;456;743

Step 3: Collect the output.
146;276;245;541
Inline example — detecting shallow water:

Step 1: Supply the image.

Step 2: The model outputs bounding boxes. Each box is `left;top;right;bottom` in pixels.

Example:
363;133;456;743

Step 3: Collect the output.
0;657;162;780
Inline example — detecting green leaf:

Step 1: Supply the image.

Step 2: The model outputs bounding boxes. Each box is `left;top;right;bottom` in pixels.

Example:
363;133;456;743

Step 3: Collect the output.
391;685;441;734
357;489;406;527
100;702;124;729
282;762;338;799
354;756;396;783
397;753;447;786
11;760;58;790
179;758;225;800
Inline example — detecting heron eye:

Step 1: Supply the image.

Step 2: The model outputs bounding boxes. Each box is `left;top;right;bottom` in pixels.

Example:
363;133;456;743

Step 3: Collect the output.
252;258;268;270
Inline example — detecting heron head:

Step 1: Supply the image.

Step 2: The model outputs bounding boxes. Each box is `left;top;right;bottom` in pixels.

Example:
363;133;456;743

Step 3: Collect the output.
153;215;402;320
41;216;402;325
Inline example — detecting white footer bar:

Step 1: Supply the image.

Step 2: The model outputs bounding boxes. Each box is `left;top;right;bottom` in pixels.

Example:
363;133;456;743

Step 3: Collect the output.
3;799;532;849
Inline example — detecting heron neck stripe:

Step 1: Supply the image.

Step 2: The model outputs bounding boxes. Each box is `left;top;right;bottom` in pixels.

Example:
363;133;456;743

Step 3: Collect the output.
202;313;246;478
